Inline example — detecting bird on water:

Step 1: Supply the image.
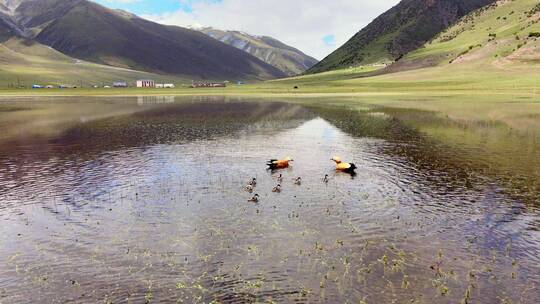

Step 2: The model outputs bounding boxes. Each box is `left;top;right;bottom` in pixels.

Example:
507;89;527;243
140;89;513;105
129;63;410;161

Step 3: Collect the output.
248;194;260;203
331;156;357;173
267;157;293;170
244;178;257;192
272;184;282;193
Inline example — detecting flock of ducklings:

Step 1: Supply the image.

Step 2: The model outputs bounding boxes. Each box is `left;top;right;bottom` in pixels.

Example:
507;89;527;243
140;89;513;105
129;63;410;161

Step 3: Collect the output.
246;156;355;203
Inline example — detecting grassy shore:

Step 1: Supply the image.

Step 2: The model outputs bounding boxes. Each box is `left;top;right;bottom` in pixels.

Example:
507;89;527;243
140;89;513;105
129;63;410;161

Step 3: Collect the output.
1;0;538;101
1;63;539;130
0;75;538;98
1;58;538;98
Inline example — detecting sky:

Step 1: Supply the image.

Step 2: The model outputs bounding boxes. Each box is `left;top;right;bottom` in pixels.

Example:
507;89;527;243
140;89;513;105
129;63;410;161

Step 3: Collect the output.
94;0;400;60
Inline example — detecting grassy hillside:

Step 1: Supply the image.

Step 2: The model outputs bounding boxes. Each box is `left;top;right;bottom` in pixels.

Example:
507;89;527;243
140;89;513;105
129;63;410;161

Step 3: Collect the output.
309;0;497;73
9;0;285;80
265;0;540;93
398;0;540;69
0;38;183;87
200;28;318;76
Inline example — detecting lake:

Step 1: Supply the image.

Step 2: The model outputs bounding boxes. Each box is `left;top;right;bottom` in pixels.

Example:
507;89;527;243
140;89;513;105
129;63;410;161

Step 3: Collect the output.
0;96;538;303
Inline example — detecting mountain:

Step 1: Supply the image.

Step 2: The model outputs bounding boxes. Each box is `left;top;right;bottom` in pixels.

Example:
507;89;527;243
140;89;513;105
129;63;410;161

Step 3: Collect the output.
275;0;540;93
0;1;25;41
309;0;497;74
0;16;14;41
199;27;318;76
0;0;23;11
0;0;285;80
389;0;540;72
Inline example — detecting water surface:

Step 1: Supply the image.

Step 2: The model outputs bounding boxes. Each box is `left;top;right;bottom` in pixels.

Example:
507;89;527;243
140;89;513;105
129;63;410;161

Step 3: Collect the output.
0;96;538;303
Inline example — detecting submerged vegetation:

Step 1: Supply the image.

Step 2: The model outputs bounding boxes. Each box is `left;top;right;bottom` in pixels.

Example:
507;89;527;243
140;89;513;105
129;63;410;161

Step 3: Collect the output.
0;97;538;303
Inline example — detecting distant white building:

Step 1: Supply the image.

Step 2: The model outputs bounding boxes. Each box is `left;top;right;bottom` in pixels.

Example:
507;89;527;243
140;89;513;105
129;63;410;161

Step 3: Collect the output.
113;82;128;88
136;80;155;88
164;84;175;88
155;84;164;88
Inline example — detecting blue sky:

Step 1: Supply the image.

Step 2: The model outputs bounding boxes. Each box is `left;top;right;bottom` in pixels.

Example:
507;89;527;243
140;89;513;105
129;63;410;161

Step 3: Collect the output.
93;0;399;59
95;0;225;15
322;35;337;47
95;0;189;15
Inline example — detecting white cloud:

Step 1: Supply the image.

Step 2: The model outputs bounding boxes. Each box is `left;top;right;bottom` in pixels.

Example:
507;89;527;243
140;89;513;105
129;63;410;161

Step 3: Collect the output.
141;0;400;60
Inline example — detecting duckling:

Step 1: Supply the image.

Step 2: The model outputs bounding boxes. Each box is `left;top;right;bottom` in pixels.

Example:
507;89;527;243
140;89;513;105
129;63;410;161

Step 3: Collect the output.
294;177;302;185
267;157;293;170
272;184;282;193
249;177;257;187
248;194;260;203
331;156;357;173
244;184;254;193
323;174;329;184
277;174;283;183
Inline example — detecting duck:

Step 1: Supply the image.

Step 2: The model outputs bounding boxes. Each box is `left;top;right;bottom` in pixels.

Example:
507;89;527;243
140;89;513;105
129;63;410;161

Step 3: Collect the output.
293;177;302;185
272;184;282;193
248;194;260;203
323;174;329;184
267;157;293;170
331;156;357;173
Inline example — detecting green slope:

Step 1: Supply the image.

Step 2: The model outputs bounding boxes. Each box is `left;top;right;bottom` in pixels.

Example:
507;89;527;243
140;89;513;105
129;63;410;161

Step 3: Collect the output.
309;0;497;74
399;0;540;69
0;38;182;87
270;0;540;94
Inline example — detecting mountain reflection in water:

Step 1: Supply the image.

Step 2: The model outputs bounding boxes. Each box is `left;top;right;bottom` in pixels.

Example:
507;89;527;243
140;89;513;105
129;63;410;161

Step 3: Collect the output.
0;96;538;303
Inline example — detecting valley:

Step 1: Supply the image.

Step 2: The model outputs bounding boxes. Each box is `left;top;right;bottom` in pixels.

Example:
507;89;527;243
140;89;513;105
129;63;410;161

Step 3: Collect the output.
1;1;540;303
0;1;538;101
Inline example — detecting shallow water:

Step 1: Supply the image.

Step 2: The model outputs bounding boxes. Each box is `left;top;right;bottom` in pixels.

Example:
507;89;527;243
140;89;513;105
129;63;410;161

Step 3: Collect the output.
0;96;539;303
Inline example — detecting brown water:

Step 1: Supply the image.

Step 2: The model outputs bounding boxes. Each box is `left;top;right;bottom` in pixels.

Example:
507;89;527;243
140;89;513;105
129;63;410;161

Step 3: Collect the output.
0;96;538;303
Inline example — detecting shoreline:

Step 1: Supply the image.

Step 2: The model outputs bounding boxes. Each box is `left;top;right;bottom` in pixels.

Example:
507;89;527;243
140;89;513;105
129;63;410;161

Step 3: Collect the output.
0;90;539;100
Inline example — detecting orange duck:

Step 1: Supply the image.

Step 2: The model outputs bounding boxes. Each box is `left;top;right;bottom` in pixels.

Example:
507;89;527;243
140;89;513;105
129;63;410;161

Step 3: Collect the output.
331;156;357;173
267;157;293;170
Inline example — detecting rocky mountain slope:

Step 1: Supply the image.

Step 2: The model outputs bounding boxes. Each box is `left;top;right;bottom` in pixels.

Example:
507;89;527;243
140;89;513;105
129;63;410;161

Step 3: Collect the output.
391;0;540;72
0;0;24;41
0;0;285;80
309;0;497;74
0;16;15;41
200;27;318;76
